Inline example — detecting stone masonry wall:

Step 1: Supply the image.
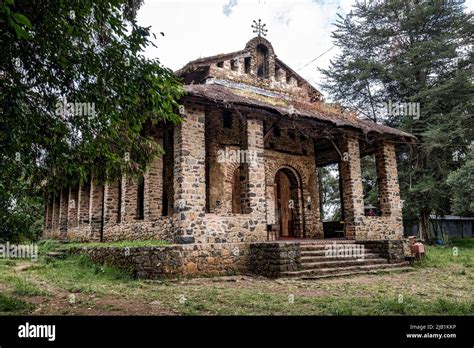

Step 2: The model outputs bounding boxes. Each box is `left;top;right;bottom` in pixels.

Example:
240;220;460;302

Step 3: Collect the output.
71;242;249;278
340;135;403;240
248;242;301;278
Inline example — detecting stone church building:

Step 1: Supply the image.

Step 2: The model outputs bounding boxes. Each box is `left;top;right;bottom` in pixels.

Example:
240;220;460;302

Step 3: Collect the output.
43;35;415;278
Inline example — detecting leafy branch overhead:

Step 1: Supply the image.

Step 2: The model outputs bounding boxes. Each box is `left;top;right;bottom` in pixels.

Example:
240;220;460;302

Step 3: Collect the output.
0;0;183;241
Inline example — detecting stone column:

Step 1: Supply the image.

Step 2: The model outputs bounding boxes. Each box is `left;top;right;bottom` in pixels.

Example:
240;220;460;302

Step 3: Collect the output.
59;188;69;232
120;176;126;223
145;140;163;220
339;135;365;239
375;141;403;220
104;181;120;226
89;180;104;241
52;194;60;231
78;183;90;226
67;186;79;229
123;175;138;222
242;117;266;217
173;102;206;243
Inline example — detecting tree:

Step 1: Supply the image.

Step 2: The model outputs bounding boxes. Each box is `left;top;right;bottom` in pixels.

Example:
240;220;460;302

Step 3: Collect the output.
0;0;183;242
447;148;474;216
320;0;473;240
318;165;341;221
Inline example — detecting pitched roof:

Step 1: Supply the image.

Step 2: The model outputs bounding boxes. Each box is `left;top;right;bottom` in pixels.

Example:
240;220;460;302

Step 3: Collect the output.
184;83;415;141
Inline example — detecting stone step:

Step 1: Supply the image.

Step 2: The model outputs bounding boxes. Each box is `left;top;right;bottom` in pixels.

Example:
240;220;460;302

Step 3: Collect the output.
281;262;409;278
300;244;365;252
298;266;413;280
300;253;382;263
300;258;388;270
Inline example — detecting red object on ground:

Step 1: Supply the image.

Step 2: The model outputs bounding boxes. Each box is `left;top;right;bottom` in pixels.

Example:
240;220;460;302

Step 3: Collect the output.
410;242;425;260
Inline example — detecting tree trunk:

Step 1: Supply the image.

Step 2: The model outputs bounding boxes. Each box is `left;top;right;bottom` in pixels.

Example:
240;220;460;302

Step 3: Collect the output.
419;210;431;242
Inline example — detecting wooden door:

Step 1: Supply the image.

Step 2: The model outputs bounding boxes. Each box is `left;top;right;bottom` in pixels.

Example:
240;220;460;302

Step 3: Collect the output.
275;171;294;237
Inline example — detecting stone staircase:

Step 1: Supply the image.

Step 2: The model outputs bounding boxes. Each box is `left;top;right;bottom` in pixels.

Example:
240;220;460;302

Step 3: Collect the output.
280;241;410;279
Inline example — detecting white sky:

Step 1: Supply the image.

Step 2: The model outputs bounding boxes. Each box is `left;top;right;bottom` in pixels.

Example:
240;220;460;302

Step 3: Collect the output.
137;0;474;92
137;0;358;91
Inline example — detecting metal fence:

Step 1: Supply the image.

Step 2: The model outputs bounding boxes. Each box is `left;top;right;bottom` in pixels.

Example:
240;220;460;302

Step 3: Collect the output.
404;216;474;239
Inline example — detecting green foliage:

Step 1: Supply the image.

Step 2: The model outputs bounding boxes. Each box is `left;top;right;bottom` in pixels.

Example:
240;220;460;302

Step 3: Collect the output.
0;293;34;314
0;1;184;241
320;0;474;232
447;150;474;216
360;155;379;210
318;165;341;220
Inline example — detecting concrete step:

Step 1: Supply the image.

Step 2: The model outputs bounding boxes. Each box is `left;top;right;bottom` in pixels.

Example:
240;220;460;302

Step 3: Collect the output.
300;253;382;263
300;258;388;270
281;262;410;278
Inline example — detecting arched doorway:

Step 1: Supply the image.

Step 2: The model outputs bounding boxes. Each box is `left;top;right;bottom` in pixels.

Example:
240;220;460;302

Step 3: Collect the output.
274;167;303;238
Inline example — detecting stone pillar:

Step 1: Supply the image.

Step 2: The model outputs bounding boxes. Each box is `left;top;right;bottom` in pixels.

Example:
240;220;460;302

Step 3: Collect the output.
145;140;163;220
120;176;126;223
339;135;365;239
78;183;90;226
173;102;206;243
59;188;69;232
52;194;60;231
67;186;79;229
242;117;266;217
104;181;120;226
375;142;403;220
123;175;138;222
304;169;324;239
237;58;245;74
89;180;104;241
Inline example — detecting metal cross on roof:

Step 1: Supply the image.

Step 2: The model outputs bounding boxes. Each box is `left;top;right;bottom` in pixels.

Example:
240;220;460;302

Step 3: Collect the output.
251;19;268;37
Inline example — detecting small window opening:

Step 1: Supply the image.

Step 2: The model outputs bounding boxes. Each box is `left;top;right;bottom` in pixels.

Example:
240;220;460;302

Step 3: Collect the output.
244;57;251;74
223;110;232;128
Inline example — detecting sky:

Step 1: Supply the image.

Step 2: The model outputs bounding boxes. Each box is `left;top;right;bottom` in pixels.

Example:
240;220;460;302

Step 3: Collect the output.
137;0;358;91
137;0;474;93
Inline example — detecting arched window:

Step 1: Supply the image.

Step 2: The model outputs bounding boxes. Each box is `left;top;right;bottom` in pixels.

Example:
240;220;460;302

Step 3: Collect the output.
232;166;242;214
256;44;269;79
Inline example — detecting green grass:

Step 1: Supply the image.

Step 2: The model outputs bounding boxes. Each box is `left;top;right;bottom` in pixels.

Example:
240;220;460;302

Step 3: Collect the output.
12;278;47;296
0;238;472;315
0;293;34;314
31;254;134;294
38;239;170;253
450;237;474;249
415;243;473;269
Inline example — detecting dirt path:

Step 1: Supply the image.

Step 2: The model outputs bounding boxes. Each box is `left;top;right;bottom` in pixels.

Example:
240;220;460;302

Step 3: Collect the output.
13;262;176;315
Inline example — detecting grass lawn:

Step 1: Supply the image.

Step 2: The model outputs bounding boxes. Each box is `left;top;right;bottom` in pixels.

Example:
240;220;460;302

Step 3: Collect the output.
0;238;472;315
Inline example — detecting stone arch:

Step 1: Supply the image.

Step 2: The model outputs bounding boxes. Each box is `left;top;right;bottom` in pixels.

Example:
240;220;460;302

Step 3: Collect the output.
266;160;309;189
245;37;275;79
